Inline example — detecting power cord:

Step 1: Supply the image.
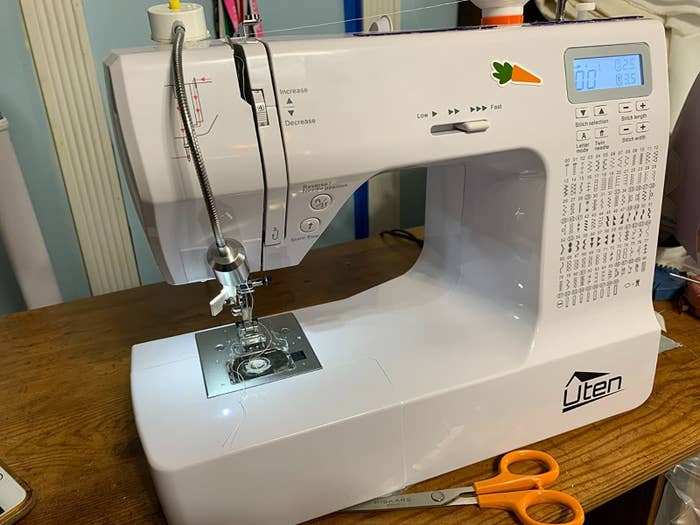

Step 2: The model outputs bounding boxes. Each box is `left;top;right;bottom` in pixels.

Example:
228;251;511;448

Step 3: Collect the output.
379;229;424;247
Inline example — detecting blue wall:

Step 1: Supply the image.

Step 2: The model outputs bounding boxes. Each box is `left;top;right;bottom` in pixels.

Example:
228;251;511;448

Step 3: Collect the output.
258;0;345;35
0;1;91;316
402;0;458;30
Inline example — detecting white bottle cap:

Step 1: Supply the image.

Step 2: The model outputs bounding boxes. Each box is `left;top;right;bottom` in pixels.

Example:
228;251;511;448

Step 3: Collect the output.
148;3;210;43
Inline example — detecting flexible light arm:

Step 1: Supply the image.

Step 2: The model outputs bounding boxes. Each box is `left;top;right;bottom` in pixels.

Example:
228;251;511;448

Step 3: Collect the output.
171;22;253;316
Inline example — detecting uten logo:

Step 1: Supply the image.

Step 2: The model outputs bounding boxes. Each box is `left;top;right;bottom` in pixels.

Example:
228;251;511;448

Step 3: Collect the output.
562;371;623;413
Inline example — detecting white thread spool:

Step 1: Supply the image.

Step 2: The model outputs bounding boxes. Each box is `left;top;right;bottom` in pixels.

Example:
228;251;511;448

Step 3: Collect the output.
148;3;210;43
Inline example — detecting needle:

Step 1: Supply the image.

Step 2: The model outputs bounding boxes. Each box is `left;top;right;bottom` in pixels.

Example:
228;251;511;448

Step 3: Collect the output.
669;273;700;286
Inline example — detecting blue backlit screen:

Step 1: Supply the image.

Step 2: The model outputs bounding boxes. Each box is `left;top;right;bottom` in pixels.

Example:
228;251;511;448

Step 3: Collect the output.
573;54;643;92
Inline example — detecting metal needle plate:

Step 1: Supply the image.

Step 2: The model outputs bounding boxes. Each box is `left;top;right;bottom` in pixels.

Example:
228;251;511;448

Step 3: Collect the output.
196;312;321;398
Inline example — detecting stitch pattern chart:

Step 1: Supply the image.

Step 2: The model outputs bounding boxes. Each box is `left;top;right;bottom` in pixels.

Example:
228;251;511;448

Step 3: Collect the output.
557;146;659;309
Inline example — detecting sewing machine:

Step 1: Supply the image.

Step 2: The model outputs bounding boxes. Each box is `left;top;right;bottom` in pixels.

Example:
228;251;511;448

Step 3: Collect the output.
105;17;669;525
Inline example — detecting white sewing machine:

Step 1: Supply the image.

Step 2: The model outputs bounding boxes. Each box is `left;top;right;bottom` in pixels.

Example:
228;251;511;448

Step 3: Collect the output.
106;15;669;525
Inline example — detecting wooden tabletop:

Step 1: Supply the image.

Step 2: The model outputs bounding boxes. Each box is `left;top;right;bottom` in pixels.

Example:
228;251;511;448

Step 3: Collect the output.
1;230;699;525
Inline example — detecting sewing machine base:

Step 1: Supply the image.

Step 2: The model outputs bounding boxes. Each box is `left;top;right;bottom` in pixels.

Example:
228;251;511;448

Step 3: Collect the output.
195;312;321;397
131;267;659;525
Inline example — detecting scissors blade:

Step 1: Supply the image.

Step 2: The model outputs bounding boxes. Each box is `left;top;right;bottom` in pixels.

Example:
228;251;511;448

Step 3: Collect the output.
346;487;475;512
346;492;445;511
445;495;478;506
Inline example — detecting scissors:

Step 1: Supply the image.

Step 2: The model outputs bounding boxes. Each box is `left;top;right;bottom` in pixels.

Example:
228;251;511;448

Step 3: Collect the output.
346;449;584;525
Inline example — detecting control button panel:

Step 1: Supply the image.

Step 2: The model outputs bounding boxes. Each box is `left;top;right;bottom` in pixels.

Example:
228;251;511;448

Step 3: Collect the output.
574;95;650;153
573;100;611;152
310;194;332;211
619;102;633;113
300;217;320;233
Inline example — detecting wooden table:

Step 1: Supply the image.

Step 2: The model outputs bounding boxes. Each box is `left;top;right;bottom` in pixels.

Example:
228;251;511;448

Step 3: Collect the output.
1;231;699;525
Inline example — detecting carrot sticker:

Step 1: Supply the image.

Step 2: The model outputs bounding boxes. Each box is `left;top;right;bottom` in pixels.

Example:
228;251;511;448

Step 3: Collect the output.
492;61;542;86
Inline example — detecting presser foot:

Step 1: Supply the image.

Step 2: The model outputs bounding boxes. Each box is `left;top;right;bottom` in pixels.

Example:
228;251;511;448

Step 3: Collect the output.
195;312;322;398
227;318;294;382
235;319;268;350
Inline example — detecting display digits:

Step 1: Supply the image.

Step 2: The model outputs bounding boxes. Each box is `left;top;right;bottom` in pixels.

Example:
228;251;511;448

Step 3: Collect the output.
575;68;598;91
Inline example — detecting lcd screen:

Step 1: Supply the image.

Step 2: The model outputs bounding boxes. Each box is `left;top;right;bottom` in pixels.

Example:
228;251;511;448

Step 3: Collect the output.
573;54;643;92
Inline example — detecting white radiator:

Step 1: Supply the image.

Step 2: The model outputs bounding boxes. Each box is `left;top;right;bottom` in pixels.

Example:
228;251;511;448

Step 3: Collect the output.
20;0;139;295
0;116;62;309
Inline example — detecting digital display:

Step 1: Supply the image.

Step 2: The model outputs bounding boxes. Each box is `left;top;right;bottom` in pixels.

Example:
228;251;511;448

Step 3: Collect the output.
573;54;643;92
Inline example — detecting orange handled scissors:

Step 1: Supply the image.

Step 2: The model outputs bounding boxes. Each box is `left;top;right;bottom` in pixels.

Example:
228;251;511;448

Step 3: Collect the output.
347;449;584;525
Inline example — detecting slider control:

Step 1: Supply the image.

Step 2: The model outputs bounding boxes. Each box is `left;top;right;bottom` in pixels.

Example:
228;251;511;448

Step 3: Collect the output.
455;120;490;133
430;119;490;135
